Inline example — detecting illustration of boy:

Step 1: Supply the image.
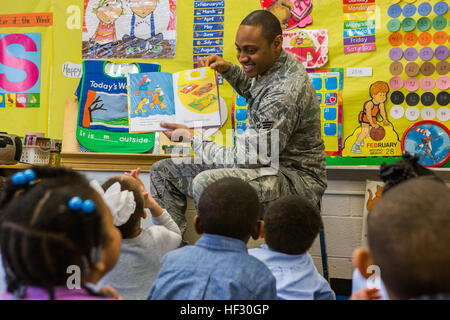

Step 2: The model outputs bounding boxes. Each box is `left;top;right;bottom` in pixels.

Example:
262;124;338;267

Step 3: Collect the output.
122;0;166;51
351;81;390;154
149;86;167;109
89;0;123;56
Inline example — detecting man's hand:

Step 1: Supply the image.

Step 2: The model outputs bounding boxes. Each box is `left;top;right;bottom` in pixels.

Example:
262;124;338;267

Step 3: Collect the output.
160;122;194;143
198;54;232;74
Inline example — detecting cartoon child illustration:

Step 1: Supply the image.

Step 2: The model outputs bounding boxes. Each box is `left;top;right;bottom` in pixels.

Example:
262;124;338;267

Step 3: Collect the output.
351;81;390;154
135;97;148;114
89;0;123;56
135;75;152;96
149;86;167;109
122;0;165;50
414;127;444;162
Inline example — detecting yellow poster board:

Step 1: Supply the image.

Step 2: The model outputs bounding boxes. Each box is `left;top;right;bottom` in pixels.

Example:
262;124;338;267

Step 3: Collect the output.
1;1;448;167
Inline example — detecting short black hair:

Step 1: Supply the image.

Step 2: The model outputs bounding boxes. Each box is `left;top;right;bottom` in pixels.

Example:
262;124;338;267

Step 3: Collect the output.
0;166;109;299
197;177;260;241
379;152;441;195
102;175;144;239
240;10;282;44
264;195;322;254
368;177;450;299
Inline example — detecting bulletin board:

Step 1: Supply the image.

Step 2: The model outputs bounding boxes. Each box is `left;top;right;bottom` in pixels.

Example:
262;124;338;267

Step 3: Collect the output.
1;0;449;167
0;1;52;137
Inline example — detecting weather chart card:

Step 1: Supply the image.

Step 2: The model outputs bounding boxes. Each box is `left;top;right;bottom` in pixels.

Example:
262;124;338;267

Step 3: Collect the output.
343;0;376;54
308;68;343;156
128;67;222;133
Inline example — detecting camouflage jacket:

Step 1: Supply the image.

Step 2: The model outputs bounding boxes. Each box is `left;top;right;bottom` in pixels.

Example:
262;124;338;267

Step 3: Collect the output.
191;50;327;197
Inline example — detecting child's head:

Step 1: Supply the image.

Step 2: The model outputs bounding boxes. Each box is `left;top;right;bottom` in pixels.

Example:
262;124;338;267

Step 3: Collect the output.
369;81;389;104
196;177;261;242
369;81;389;97
94;0;123;23
0;166;121;298
379;152;441;195
367;176;450;299
264;195;322;255
100;174;145;239
129;0;159;18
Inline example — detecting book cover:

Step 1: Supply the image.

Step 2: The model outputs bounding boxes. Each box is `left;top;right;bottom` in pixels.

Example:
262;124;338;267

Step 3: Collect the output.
128;67;222;133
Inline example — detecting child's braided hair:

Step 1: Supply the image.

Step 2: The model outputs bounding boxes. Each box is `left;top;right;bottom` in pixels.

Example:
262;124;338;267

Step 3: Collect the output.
0;166;110;299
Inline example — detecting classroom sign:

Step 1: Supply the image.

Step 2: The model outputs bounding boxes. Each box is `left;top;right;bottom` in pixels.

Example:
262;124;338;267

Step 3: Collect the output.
0;33;41;108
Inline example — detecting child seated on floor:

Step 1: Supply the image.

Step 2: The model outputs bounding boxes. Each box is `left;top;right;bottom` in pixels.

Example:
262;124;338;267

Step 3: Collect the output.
351;153;443;300
92;168;182;300
353;176;450;300
0;166;122;300
249;195;335;300
148;177;277;300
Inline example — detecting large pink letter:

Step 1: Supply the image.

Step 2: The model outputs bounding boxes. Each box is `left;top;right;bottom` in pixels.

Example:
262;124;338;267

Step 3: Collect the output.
0;34;39;92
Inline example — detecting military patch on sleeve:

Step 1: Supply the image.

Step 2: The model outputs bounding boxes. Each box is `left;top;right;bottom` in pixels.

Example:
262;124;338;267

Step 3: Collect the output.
259;121;274;130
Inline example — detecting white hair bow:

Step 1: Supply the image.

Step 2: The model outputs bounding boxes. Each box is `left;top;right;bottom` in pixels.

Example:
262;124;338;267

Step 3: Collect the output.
90;180;136;227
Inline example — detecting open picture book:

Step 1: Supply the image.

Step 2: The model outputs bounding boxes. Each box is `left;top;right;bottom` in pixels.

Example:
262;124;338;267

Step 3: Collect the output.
127;67;222;133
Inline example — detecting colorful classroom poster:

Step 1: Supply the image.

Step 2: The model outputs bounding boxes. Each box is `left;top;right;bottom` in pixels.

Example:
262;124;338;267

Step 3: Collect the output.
283;29;328;69
231;90;248;144
384;0;450;165
232;66;343;156
0;32;41;107
260;0;313;29
342;81;402;157
308;68;343;155
82;0;177;59
193;0;225;84
343;0;376;54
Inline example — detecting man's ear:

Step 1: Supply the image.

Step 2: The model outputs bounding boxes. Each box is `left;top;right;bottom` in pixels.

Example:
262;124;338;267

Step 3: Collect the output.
251;220;263;240
352;248;373;279
272;34;283;50
193;215;203;235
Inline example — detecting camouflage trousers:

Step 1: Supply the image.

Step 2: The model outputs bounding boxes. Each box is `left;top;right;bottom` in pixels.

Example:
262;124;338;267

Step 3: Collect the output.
149;158;321;234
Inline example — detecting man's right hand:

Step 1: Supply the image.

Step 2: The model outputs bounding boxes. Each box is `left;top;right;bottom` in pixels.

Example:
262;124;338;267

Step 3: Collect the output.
198;54;232;74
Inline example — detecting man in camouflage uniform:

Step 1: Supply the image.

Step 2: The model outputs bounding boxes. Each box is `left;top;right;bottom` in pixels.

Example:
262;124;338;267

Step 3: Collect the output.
150;10;326;233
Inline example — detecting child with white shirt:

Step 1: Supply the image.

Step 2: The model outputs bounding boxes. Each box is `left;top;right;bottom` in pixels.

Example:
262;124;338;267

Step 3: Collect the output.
92;168;181;300
249;195;335;300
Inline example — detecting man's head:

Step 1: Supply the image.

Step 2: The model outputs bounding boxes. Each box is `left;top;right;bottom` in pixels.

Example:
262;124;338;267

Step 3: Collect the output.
195;178;261;242
264;195;322;255
235;10;283;78
367;177;450;299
